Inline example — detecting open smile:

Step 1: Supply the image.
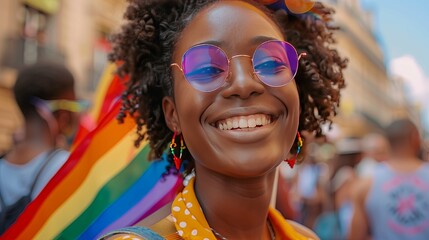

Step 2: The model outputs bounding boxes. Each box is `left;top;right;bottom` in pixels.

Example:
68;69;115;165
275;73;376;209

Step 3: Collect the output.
208;112;279;143
215;114;274;130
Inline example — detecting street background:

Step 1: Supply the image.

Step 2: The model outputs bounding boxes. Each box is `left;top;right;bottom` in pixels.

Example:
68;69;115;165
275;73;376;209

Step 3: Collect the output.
0;0;428;238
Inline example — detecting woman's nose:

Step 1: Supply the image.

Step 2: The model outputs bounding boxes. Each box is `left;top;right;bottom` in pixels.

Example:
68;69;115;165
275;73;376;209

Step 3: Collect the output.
221;57;265;99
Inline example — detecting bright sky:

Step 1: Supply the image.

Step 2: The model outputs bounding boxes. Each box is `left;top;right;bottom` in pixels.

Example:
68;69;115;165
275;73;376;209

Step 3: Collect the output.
361;0;429;75
361;0;429;134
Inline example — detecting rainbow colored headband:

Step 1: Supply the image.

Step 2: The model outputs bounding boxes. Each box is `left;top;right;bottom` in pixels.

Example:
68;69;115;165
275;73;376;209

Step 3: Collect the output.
258;0;315;14
31;97;90;113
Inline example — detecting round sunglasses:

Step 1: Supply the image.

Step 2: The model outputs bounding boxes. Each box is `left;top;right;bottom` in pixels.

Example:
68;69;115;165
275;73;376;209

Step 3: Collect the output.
171;40;305;92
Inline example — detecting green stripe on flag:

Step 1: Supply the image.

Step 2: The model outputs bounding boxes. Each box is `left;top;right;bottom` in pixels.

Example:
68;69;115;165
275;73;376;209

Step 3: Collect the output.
54;144;151;239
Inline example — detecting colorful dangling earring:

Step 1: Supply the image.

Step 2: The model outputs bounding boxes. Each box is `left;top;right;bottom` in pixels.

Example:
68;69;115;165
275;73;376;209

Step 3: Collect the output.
170;132;186;170
285;132;303;168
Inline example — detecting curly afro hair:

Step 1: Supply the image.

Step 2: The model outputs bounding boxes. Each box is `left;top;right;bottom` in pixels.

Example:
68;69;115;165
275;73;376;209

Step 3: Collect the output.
109;0;347;167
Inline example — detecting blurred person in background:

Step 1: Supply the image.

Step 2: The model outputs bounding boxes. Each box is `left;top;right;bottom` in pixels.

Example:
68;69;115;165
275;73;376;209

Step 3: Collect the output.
276;161;299;221
288;141;330;229
356;133;390;178
348;119;429;240
0;62;84;234
314;137;362;240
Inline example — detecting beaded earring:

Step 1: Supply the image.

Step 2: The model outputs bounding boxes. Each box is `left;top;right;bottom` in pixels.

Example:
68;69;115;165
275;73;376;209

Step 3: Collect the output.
170;132;186;170
285;132;303;168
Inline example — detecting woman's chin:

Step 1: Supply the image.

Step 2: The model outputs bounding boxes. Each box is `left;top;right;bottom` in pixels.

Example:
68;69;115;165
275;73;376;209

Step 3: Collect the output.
218;159;281;179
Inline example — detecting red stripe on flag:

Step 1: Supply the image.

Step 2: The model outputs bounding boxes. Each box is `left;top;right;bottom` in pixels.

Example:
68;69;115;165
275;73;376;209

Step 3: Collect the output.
2;101;136;239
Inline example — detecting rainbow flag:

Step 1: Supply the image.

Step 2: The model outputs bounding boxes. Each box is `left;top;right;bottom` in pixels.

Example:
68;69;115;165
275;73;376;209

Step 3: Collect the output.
1;65;183;240
71;63;125;149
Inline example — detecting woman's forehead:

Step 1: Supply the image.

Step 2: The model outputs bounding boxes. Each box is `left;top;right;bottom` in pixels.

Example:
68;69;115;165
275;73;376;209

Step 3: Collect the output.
174;1;284;58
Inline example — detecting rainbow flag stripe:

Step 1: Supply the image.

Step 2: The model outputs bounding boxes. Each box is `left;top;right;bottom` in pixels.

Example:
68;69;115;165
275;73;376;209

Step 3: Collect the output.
1;66;182;240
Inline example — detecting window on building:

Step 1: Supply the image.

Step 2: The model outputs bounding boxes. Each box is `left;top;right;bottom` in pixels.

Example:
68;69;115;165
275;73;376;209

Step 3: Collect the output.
1;3;63;69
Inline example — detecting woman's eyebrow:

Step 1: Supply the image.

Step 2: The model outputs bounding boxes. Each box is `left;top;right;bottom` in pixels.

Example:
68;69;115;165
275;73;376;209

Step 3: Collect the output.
250;36;278;44
195;40;225;47
194;36;278;48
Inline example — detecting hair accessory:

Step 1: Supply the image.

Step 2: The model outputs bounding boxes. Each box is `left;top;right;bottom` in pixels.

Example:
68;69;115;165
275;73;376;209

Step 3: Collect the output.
170;132;186;170
31;97;89;113
259;0;315;14
44;99;90;113
285;131;303;168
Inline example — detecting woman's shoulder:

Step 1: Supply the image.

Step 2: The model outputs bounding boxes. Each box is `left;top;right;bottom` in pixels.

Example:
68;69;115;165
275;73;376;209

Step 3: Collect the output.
97;218;180;240
97;204;178;240
97;226;165;240
286;220;320;240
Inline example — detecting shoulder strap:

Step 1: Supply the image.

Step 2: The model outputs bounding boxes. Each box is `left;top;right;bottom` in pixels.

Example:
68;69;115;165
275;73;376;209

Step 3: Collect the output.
97;226;164;240
0;184;5;211
0;160;6;211
28;149;62;195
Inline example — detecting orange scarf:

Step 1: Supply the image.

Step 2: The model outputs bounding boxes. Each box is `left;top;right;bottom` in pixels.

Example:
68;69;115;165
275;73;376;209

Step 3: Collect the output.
171;177;309;239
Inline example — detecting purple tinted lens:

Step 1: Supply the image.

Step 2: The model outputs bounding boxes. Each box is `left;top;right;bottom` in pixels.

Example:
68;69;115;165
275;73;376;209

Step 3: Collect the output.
253;41;298;87
182;44;229;92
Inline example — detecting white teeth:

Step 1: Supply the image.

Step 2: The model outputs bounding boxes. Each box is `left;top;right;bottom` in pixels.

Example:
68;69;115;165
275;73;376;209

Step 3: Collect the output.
248;118;256;128
239;119;247;128
217;114;272;130
233;120;239;128
227;120;233;129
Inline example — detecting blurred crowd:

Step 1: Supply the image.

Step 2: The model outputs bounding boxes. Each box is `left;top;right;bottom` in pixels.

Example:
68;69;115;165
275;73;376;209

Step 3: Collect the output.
276;121;429;240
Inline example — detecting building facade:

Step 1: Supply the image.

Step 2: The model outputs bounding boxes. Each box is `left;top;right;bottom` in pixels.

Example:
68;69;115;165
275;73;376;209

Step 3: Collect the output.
325;0;415;137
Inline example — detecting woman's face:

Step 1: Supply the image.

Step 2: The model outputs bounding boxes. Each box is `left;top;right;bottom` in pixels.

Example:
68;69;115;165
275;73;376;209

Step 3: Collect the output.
165;1;300;177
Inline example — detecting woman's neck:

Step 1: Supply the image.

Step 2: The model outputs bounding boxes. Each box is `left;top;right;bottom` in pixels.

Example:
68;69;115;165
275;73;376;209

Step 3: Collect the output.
194;166;276;240
4;121;53;165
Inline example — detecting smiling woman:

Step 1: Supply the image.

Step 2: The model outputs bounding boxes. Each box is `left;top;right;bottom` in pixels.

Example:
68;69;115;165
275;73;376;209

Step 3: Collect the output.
102;0;347;239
